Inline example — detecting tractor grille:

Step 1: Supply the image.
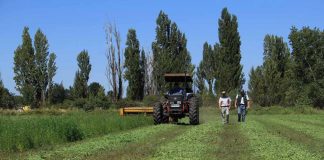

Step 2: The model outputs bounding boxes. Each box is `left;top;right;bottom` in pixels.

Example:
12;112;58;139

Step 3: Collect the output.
168;95;183;108
171;101;181;108
169;106;182;114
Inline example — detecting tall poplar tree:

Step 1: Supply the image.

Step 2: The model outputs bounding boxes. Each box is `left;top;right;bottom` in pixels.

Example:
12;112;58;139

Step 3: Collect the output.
139;49;146;99
47;53;57;103
195;63;206;94
73;50;91;98
201;42;215;95
13;27;37;106
34;29;49;105
217;8;243;93
14;27;57;106
124;29;141;100
263;35;290;105
152;11;193;94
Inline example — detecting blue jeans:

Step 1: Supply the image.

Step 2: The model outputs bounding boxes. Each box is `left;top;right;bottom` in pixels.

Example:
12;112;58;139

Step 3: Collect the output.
238;104;246;122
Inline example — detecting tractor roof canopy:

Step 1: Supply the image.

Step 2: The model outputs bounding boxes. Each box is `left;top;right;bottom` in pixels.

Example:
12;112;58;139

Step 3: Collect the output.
164;73;193;82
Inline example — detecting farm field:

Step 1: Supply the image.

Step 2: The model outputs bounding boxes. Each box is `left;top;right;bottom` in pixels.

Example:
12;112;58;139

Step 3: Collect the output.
1;107;323;160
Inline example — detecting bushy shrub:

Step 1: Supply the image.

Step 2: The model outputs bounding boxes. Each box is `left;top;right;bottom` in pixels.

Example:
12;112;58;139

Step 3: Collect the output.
49;83;66;104
308;81;324;108
73;98;87;109
115;99;142;108
71;98;110;111
64;121;84;142
0;85;16;109
142;95;159;106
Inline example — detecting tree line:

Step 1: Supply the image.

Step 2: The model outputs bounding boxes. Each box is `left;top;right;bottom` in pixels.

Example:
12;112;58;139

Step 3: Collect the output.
0;8;323;109
0;10;194;109
194;8;323;108
249;27;324;108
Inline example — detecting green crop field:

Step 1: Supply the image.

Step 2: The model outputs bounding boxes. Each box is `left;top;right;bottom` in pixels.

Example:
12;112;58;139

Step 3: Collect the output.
1;107;323;160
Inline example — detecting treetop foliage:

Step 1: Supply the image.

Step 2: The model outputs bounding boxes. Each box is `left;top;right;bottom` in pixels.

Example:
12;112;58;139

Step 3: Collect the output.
152;11;193;94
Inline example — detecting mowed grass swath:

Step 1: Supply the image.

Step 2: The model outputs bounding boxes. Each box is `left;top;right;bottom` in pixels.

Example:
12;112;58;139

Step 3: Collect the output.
0;110;152;152
19;107;323;160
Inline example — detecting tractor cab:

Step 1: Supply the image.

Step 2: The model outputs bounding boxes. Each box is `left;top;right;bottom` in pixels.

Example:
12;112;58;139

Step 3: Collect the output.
164;73;193;102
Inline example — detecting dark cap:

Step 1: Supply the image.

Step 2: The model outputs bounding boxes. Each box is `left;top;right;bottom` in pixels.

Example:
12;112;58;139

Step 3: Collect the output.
240;89;245;95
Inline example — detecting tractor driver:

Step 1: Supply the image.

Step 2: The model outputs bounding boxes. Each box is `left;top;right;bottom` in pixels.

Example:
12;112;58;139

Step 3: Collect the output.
169;82;184;95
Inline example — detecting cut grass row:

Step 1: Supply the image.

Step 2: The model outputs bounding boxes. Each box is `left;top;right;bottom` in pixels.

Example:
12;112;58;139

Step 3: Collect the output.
86;124;190;160
255;118;324;158
259;115;324;140
28;125;175;160
0;110;152;152
148;122;222;160
242;116;322;160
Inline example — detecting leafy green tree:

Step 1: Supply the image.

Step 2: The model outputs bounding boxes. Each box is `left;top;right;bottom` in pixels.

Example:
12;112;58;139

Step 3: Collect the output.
0;77;15;109
201;42;215;95
212;43;221;94
139;49;146;99
248;66;267;106
217;8;243;93
14;27;57;107
263;35;290;105
152;11;193;93
249;35;290;106
289;27;324;107
124;29;141;100
13;27;37;106
195;63;205;94
281;59;300;106
73;71;84;98
88;82;105;99
49;83;66;104
47;53;57;103
34;29;49;105
73;50;91;98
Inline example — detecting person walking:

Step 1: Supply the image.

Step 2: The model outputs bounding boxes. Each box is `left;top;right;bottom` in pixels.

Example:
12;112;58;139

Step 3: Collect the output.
218;91;231;124
235;90;250;122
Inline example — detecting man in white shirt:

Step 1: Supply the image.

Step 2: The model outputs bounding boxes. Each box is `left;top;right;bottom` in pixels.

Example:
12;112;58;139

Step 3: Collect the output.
218;91;231;124
235;90;250;122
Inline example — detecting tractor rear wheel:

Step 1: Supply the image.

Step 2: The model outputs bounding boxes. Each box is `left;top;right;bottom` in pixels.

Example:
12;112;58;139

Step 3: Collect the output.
189;97;199;125
153;102;163;124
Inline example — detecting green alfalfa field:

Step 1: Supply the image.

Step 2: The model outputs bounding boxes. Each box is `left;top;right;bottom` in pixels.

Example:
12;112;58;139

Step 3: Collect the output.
0;107;323;160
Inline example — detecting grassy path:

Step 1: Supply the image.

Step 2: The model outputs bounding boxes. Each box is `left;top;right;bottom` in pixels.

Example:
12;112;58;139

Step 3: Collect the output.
212;117;257;160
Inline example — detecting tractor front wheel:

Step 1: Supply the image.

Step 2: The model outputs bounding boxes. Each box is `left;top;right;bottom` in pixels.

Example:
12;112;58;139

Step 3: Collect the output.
153;102;163;124
189;97;199;125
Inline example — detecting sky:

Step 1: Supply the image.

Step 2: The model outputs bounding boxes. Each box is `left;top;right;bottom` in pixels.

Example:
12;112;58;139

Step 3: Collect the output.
0;0;323;95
